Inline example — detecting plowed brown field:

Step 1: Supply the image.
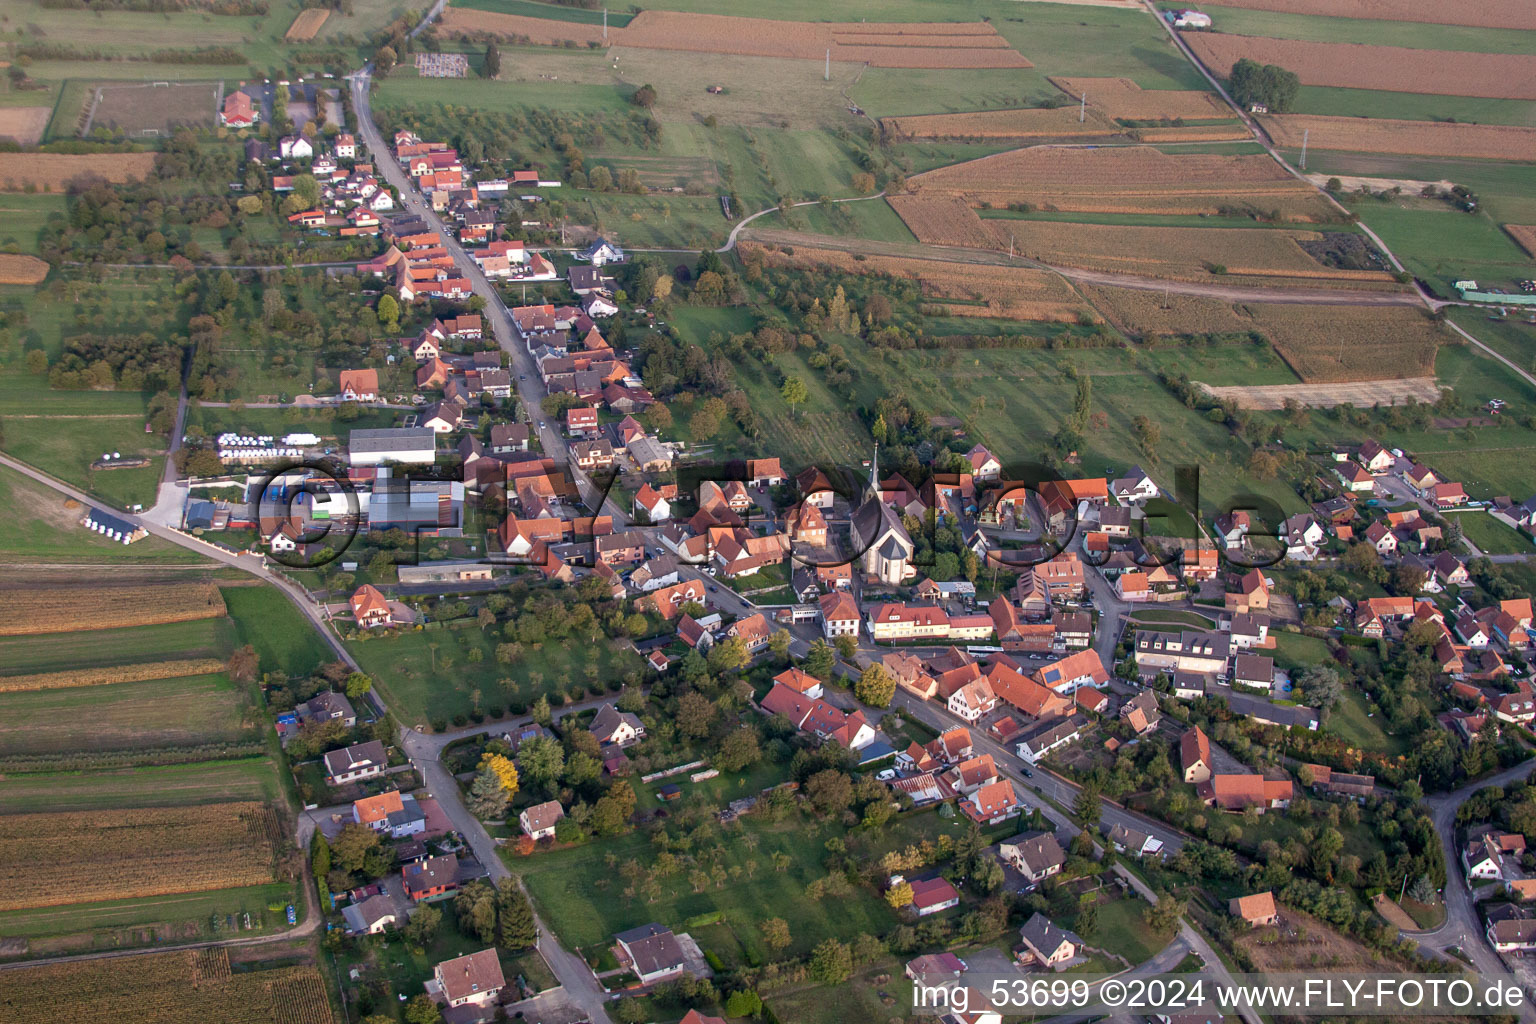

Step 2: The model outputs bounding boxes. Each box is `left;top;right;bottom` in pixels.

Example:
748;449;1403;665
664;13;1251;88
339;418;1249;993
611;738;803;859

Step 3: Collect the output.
904;146;1332;219
1505;225;1536;258
440;8;1032;67
0;152;157;192
1196;0;1536;30
1049;77;1230;120
1185;34;1536;100
742;240;1095;323
1262;114;1536;161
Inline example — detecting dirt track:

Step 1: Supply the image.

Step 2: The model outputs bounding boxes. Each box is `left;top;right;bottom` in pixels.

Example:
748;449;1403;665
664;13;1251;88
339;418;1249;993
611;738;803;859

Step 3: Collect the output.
1199;377;1441;409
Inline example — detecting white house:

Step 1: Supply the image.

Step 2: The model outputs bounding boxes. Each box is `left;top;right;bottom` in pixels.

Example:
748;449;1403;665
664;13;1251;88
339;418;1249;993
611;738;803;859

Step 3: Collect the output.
431;949;505;1012
519;799;565;841
279;135;314;160
578;237;625;266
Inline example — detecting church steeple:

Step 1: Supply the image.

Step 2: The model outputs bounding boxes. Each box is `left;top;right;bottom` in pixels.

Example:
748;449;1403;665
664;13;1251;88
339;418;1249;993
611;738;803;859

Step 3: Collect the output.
868;442;879;497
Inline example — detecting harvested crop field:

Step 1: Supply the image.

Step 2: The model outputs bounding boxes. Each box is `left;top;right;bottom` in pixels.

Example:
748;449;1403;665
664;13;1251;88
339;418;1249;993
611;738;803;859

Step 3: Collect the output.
440;8;1032;67
284;6;330;40
0;581;226;635
0;802;282;911
0;152;157;192
902;146;1334;219
973;219;1395;286
1254;303;1443;381
1506;225;1536;258
0;253;49;285
1262;114;1536;162
2;950;333;1024
1184;34;1536;100
741;240;1095;323
1084;285;1443;382
1194;0;1536;31
0;106;50;146
1049;77;1230;120
886;194;1001;248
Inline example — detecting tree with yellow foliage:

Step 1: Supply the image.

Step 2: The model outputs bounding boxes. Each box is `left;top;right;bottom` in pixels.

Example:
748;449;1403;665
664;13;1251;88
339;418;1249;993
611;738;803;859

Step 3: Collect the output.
885;880;914;908
480;752;520;798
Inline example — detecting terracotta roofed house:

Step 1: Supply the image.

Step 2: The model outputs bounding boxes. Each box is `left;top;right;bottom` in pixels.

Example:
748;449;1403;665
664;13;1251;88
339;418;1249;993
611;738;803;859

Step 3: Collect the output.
1180;725;1211;783
1229;891;1279;927
519;799;565;840
351;584;393;628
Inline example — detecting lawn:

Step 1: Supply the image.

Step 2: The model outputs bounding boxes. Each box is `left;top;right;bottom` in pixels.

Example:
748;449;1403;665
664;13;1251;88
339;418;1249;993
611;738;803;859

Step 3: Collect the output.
1181;5;1536;54
1129;609;1218;630
1351;200;1533;295
452;0;635;25
1270;631;1332;672
0;462;208;565
1137;340;1301;388
519;812;900;961
220;584;335;679
765;956;913;1024
0;616;235;675
348;620;644;726
1287;86;1536;127
0;193;67;254
1325;688;1410;757
1452;510;1534;556
753;198;918;244
0;757;282;814
0;411;164;509
1071;894;1167;966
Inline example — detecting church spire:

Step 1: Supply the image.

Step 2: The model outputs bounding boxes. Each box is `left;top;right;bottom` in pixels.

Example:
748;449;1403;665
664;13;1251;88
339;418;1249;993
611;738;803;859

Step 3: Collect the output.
868;442;879;497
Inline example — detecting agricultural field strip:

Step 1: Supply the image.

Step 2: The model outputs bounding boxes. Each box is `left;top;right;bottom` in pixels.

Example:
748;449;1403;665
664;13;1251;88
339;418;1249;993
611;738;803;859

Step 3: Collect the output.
882;105;1248;142
1260;114;1536;162
0;152;158;192
0;657;226;692
1502;225;1536;257
900;146;1334;218
0;802;282;911
437;8;1033;67
0;254;50;285
1049;76;1232;119
1191;0;1536;31
1080;284;1443;382
884;199;1392;286
284;7;331;41
1183;33;1536;100
740;240;1095;322
1;950;332;1024
0;581;226;635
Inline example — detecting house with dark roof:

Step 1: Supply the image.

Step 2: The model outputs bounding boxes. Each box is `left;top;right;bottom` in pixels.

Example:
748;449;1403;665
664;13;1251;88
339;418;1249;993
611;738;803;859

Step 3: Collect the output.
613;923;688;984
998;831;1065;885
1017;913;1083;971
590;704;645;747
403;854;459;901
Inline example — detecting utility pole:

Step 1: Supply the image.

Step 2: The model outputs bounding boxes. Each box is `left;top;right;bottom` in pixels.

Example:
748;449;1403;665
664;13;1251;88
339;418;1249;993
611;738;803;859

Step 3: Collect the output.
603;7;607;41
825;49;830;82
1080;91;1086;123
1300;128;1309;171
